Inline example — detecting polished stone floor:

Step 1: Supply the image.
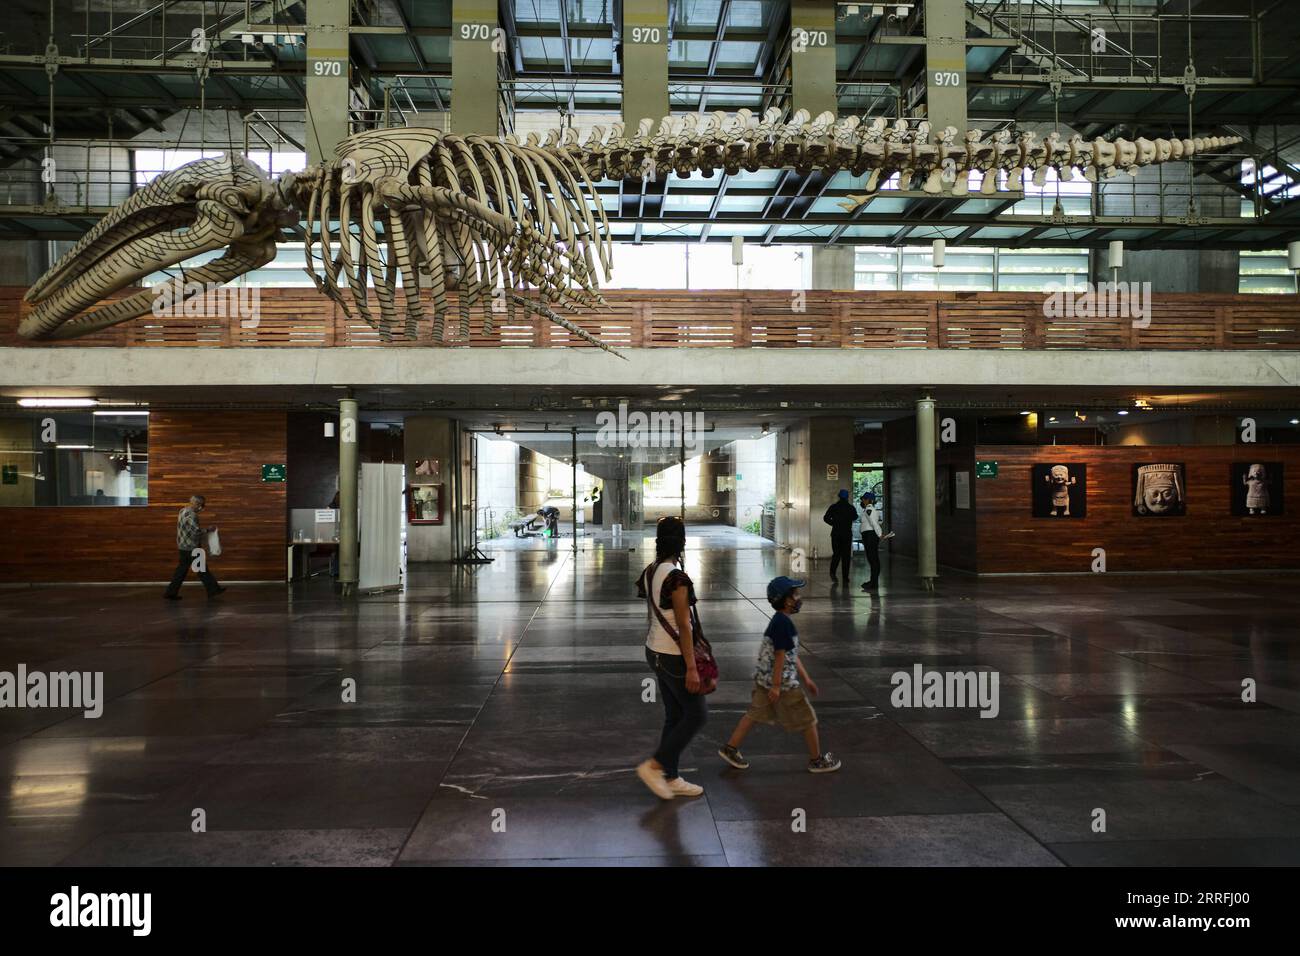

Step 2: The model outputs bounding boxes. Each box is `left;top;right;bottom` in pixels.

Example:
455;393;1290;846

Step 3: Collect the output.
3;542;1300;867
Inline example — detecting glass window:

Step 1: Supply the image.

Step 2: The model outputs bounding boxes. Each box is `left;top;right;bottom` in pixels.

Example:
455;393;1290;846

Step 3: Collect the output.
997;248;1090;292
133;149;306;187
0;411;149;507
1240;250;1297;294
902;246;995;292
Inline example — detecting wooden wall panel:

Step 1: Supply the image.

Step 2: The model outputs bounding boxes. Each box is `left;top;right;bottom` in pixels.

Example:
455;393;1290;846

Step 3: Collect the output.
0;410;287;583
6;287;1300;351
974;444;1300;573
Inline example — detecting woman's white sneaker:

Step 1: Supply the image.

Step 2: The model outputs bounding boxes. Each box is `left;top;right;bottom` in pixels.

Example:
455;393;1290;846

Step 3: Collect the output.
666;776;704;797
636;760;675;800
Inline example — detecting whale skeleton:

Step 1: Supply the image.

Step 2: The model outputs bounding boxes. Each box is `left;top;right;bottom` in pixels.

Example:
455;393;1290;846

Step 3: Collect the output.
21;108;1241;350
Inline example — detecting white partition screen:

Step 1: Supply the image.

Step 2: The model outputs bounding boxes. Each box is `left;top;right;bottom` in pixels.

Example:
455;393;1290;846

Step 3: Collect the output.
359;462;404;592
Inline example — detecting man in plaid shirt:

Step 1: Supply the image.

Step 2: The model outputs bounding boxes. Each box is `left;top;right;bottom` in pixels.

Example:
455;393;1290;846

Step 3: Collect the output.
163;495;225;599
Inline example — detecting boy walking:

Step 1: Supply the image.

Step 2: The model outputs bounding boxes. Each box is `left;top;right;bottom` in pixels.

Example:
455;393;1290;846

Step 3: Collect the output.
718;576;841;774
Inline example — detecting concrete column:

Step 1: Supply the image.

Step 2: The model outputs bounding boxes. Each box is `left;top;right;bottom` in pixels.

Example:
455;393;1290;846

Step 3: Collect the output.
775;417;854;559
338;397;359;593
621;0;670;129
305;0;351;163
517;444;547;512
924;0;967;134
810;246;856;290
405;415;456;562
451;0;501;135
915;396;937;588
790;0;837;117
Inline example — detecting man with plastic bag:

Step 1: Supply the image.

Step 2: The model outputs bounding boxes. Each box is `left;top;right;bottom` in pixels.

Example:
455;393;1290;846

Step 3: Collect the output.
163;494;226;600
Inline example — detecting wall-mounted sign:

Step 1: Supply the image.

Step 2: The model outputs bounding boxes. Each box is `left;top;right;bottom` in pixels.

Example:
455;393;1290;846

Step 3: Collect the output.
826;463;840;481
955;471;970;509
975;460;998;479
261;463;287;482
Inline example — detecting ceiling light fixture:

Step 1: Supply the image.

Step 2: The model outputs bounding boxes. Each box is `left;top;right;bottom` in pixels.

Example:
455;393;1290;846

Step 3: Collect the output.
18;398;97;408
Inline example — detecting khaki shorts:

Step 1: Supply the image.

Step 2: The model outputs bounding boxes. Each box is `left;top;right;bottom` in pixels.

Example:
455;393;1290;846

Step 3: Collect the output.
746;683;817;732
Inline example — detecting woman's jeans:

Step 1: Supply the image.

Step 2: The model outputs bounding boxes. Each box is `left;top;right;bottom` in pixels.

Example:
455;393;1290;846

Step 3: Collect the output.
645;647;708;780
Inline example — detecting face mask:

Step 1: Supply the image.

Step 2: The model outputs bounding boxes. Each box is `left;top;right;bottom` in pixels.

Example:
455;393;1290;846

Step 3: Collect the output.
789;598;802;614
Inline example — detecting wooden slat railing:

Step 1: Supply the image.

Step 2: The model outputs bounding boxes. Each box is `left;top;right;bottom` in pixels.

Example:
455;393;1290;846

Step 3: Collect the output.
2;287;1298;350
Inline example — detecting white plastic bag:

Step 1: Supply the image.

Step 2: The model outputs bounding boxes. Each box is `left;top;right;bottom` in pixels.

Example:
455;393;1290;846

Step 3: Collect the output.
206;529;222;558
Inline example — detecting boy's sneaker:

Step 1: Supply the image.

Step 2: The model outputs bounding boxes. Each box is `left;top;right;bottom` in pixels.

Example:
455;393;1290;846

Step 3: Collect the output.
808;752;842;774
718;745;750;769
636;760;675;800
666;776;704;797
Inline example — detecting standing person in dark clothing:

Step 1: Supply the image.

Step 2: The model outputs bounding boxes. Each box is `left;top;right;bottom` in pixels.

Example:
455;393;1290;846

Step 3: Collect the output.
859;491;894;591
164;495;225;600
823;489;858;587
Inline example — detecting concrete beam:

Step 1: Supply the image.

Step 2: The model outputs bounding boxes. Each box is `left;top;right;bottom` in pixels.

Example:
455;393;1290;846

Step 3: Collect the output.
451;0;501;135
3;348;1299;391
925;0;967;133
790;0;837;117
305;0;351;163
622;0;670;128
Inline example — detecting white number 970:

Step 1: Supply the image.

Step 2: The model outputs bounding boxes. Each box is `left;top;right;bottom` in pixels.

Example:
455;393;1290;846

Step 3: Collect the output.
460;23;493;40
313;60;342;76
933;71;962;87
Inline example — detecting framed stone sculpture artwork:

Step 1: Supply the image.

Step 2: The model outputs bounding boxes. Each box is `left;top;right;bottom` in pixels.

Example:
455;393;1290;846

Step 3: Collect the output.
1230;462;1283;516
1031;463;1086;518
1132;462;1186;516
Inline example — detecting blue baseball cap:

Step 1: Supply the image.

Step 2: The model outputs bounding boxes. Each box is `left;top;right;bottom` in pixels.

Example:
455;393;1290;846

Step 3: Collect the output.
767;575;805;603
838;489;849;499
861;491;876;502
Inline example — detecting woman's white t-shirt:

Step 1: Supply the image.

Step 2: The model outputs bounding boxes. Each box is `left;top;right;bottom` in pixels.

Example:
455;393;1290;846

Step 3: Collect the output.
645;560;685;655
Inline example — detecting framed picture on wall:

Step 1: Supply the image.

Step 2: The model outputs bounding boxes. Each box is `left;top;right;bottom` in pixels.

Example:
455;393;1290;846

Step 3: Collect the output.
407;482;444;525
1132;462;1186;516
1231;462;1284;516
1031;463;1087;518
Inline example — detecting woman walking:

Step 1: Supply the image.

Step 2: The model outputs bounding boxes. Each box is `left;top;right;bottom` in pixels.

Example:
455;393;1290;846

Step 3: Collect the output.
636;516;709;800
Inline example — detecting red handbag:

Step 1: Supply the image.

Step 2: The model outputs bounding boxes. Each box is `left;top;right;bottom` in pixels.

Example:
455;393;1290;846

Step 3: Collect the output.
641;563;719;694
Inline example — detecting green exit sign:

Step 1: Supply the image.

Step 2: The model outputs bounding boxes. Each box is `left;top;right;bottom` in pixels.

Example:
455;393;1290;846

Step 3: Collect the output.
261;463;287;482
975;460;998;479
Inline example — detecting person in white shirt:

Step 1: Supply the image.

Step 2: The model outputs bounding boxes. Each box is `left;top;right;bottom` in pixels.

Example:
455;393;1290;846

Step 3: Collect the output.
858;492;893;591
634;516;709;800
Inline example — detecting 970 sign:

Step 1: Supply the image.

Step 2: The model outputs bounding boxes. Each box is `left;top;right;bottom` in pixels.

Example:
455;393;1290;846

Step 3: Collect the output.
456;22;508;52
